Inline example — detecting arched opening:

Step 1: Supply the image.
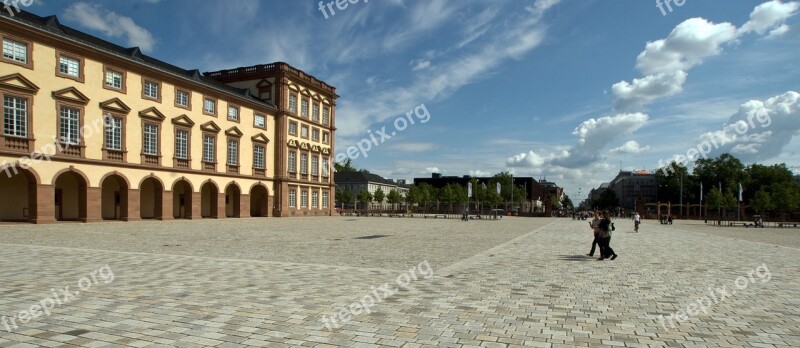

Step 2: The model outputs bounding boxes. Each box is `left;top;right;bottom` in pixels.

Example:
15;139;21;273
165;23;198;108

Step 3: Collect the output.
140;177;163;219
0;167;37;222
250;185;269;217
54;171;87;221
101;174;128;220
201;181;219;218
225;184;241;218
172;180;193;219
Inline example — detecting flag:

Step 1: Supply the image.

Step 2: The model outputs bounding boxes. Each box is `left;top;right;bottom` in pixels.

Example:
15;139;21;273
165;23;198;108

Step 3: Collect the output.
700;182;703;201
738;182;743;202
496;182;501;194
468;182;472;198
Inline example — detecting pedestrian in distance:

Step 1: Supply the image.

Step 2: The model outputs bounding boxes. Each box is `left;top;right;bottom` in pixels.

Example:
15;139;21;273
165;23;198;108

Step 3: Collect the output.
598;210;617;261
586;211;602;257
633;212;640;233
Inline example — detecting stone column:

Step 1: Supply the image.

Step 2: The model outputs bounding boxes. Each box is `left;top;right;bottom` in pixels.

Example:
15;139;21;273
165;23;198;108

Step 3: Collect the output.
34;184;57;224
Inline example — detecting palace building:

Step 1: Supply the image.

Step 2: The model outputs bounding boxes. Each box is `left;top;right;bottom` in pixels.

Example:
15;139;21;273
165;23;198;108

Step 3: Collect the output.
0;10;337;223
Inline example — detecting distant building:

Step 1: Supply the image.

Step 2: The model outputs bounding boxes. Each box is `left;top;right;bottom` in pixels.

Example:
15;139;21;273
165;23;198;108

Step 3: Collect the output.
334;172;409;208
608;170;656;210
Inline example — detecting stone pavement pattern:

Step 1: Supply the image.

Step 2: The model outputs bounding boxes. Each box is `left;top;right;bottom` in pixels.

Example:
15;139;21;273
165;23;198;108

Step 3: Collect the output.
0;218;798;347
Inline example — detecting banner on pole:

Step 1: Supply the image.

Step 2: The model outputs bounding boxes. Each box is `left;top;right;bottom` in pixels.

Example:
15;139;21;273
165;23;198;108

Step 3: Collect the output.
468;182;472;198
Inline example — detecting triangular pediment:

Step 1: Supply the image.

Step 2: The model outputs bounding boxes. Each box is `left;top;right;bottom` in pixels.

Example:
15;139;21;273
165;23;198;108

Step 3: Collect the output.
99;98;131;114
171;114;195;127
52;87;90;104
225;126;243;138
251;133;270;143
256;79;272;88
0;73;39;94
287;139;298;148
138;107;166;122
299;142;310;150
200;121;221;133
322;147;331;155
301;89;312;96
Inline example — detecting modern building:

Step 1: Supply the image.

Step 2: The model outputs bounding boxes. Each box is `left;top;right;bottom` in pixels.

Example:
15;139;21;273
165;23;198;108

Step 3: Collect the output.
0;10;336;223
334;172;409;209
609;170;656;210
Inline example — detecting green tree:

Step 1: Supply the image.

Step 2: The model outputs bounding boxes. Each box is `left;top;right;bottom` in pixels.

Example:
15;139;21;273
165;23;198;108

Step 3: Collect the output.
387;189;402;211
706;187;723;216
336;188;354;207
357;189;372;210
373;188;385;209
334;158;358;173
751;189;773;214
561;194;574;210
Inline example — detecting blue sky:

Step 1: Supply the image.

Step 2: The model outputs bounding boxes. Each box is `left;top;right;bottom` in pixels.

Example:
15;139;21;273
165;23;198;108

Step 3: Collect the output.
28;0;800;201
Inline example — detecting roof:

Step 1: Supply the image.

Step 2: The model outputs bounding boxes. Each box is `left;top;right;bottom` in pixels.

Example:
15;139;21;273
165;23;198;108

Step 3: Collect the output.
1;10;277;110
335;172;406;187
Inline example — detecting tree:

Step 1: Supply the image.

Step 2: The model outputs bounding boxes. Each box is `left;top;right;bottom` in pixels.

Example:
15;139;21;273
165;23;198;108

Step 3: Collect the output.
334;158;358;173
561;194;574;211
706;188;723;217
357;189;372;210
373;188;385;209
592;189;619;210
751;189;773;214
336;188;354;208
387;189;402;211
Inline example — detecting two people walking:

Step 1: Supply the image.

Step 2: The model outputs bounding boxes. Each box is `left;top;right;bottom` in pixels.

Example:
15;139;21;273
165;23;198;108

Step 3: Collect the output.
587;210;617;260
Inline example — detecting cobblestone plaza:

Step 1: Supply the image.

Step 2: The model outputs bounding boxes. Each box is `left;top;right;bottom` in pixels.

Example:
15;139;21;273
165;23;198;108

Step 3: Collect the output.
1;218;798;347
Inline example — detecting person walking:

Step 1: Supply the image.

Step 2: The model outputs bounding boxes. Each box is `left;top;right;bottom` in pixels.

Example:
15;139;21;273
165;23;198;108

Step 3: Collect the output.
598;210;617;260
633;212;640;233
587;211;602;257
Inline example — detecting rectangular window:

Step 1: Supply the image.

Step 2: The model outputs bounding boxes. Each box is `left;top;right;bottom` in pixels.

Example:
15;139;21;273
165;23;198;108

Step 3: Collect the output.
144;80;159;99
322;106;330;125
228;106;239;121
300;153;308;174
311;156;319;176
3;96;27;137
322;192;329;208
289;121;298;135
312;103;320;122
59;107;80;145
289;93;298;113
2;38;27;63
254;114;265;128
301;98;309;117
322;131;329;144
203;135;215;162
301;191;308;208
175;130;188;159
176;90;189;108
105;69;123;89
204;98;216;115
322;157;330;177
59;56;79;77
104;116;122;150
253;145;265;169
288;189;296;208
312;128;320;142
301;125;309;139
312;191;319;208
227;139;238;166
287;151;297;173
143;124;159;155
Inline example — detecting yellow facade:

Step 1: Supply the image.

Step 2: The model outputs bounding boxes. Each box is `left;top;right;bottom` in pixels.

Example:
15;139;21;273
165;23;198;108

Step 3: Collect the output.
0;11;336;222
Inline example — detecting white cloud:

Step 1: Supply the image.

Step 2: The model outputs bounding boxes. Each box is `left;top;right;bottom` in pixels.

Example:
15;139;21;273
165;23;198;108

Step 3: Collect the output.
612;71;687;112
696;91;800;162
507;113;649;169
766;24;791;38
739;0;800;35
411;60;431;71
425;167;441;174
63;2;156;52
609;141;650;155
613;1;800;112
